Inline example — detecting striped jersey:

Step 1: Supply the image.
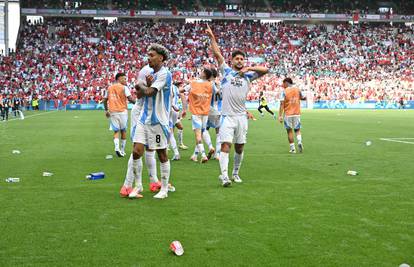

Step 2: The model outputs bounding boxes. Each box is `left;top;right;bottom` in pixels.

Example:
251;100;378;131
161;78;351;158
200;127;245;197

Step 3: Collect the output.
138;66;172;126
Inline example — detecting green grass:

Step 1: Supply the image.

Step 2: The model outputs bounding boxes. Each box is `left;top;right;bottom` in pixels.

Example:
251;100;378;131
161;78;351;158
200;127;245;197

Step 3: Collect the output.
1;109;414;266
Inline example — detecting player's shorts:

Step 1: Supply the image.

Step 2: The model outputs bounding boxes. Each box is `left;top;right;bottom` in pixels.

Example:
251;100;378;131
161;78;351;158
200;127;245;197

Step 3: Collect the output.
192;115;208;131
110;111;128;132
130;105;142;134
284;115;301;130
207;114;221;129
169;110;180;128
219;115;248;144
133;122;169;150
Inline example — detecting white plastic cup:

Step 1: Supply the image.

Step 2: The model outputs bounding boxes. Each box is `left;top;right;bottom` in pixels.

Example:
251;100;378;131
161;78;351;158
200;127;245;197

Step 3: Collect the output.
42;172;53;177
170;241;184;256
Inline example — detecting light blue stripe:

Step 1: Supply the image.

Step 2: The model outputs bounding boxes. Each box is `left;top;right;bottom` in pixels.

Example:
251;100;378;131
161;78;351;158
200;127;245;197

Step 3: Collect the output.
130;125;137;142
140;97;149;124
110;122;119;132
161;124;170;140
192;118;202;129
151;95;158;125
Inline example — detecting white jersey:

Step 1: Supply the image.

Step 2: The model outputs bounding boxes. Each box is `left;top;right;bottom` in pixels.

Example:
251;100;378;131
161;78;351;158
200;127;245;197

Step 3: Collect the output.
171;84;180;111
138;66;172;126
209;82;222;116
220;63;259;116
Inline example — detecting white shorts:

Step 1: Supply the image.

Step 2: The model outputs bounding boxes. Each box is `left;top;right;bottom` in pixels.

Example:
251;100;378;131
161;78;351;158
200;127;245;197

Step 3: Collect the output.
192;115;208;131
110;112;128;132
207;115;221;129
284;115;301;130
133;122;169;150
130;105;141;134
219;115;248;144
169;110;180;128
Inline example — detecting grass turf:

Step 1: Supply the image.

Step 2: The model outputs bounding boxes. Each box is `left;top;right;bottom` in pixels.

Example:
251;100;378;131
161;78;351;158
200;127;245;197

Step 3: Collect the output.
0;109;413;266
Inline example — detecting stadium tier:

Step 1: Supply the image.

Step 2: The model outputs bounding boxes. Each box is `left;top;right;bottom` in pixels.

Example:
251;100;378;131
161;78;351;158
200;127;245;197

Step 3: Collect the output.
0;18;413;110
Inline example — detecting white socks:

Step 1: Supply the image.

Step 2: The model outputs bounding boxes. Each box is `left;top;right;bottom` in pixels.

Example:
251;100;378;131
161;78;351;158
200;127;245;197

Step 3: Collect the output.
290;143;295;150
297;134;302;144
178;129;184;145
123;154;134;187
219;152;229;178
215;134;221;155
145;151;158;183
203;130;214;150
114;138;120;151
132;157;143;187
160;161;170;192
170;132;179;155
232;152;244;176
121;139;126;153
197;143;206;157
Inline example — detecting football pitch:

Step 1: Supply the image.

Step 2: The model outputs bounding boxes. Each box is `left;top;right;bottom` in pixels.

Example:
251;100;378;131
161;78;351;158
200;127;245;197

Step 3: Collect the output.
1;109;413;266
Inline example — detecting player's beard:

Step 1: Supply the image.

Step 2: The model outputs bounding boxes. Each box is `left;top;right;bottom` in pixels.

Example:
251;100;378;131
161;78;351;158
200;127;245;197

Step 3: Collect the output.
233;63;243;70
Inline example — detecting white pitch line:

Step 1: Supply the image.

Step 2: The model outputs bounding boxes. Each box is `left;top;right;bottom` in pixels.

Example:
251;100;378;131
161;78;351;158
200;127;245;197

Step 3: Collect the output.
381;138;414;140
0;110;59;123
380;138;414;145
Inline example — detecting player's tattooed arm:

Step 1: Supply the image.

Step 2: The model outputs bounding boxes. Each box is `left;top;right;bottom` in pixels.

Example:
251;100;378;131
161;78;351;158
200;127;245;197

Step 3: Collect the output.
103;98;110;118
127;95;136;104
278;101;284;123
206;24;224;66
137;76;157;97
240;66;269;78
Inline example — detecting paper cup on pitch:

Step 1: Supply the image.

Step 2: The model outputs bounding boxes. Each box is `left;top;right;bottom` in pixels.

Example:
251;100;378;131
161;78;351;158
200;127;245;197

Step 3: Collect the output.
170;241;184;256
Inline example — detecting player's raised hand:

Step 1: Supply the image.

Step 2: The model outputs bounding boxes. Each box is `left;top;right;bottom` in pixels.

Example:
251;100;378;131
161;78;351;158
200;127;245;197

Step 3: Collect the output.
206;24;214;38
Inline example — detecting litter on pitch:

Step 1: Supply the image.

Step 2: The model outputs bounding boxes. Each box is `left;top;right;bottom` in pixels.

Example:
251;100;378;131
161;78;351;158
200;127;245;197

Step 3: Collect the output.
105;155;113;160
86;172;105;180
5;178;20;183
399;264;410;267
347;170;358;176
365;140;372;146
42;172;54;177
12;150;21;154
170;240;184;256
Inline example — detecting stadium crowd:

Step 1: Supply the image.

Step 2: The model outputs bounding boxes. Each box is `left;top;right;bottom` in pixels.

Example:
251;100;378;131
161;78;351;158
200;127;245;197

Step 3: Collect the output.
0;19;413;111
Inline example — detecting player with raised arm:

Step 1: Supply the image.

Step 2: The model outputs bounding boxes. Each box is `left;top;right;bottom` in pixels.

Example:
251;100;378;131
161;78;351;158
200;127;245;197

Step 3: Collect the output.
278;77;306;153
103;73;135;157
206;24;269;187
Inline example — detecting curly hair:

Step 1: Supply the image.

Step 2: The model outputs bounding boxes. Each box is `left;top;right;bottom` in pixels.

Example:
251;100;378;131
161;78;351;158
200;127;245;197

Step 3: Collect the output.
147;43;170;62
